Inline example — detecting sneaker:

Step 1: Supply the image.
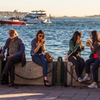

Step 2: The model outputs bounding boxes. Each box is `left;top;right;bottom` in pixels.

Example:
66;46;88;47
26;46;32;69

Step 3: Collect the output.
88;83;98;88
75;76;78;81
83;76;91;82
78;77;83;82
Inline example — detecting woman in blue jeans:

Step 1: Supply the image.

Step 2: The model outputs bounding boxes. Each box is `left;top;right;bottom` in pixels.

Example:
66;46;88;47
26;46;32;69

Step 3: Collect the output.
30;30;50;87
83;30;100;88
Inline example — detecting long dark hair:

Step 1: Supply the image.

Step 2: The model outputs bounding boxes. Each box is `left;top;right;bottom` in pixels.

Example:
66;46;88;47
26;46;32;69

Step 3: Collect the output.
71;31;82;45
35;30;45;43
91;30;100;45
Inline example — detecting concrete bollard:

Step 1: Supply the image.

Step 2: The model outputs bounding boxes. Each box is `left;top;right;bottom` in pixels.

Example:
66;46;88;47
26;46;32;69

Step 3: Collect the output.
52;57;67;86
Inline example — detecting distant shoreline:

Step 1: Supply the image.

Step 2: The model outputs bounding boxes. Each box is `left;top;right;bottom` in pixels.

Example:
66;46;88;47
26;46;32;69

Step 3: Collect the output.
0;10;100;18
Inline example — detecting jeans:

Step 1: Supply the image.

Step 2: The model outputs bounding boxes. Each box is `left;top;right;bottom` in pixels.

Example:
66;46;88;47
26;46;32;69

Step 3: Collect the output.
68;55;85;78
32;54;48;77
85;57;100;82
3;55;22;82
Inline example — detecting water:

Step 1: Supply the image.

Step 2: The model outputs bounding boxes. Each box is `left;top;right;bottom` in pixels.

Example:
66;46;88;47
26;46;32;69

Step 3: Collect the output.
0;17;100;61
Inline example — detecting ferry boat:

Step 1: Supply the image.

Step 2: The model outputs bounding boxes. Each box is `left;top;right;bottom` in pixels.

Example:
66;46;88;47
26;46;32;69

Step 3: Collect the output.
23;10;51;24
0;17;26;25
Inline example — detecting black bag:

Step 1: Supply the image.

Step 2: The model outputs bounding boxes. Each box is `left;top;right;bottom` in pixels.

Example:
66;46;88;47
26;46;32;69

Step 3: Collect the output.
89;53;94;58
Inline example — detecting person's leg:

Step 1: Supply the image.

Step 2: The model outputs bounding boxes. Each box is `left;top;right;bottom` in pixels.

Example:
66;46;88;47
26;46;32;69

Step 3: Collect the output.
10;64;15;82
88;58;100;88
2;56;21;76
32;55;43;67
40;55;48;77
83;57;96;82
92;58;100;83
76;56;85;76
32;55;50;86
68;56;81;78
85;57;95;75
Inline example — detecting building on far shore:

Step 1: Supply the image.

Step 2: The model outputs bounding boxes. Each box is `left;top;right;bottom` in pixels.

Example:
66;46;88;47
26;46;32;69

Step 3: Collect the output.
0;10;29;17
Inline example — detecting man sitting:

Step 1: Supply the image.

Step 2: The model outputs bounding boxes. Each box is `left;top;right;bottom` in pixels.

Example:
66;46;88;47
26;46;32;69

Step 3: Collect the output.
0;29;26;87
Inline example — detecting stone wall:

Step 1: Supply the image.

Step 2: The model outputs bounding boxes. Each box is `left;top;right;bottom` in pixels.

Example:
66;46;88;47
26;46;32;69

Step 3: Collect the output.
14;60;53;85
1;60;100;86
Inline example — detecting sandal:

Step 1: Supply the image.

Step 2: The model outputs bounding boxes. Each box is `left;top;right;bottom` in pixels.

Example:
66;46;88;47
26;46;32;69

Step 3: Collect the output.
44;80;51;87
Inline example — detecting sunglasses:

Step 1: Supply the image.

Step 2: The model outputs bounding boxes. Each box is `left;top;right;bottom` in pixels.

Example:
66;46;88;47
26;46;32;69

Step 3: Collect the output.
39;35;43;38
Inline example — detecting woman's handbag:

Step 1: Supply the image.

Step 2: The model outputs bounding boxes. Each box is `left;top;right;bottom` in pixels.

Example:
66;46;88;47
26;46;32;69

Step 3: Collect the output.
65;52;73;61
44;52;54;63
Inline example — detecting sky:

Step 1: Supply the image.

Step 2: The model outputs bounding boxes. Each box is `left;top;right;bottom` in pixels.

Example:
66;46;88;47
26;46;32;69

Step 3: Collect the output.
0;0;100;17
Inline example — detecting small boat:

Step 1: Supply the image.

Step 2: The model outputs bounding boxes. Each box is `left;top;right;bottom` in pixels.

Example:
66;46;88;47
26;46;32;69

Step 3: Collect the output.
23;10;51;24
0;17;26;25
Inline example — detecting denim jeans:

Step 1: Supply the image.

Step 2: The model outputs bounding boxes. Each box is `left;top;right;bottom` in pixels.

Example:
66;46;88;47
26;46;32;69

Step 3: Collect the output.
32;54;48;77
85;57;100;82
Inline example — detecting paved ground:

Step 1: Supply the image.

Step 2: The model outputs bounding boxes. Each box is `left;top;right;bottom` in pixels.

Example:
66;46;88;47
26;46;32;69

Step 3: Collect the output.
0;84;100;100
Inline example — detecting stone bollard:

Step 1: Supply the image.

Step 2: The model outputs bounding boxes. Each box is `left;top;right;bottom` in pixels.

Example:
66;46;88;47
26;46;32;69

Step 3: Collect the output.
52;57;67;86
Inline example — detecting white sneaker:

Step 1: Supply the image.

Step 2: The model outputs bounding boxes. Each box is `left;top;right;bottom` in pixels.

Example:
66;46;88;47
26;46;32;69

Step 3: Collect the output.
83;76;91;81
78;77;83;82
88;83;98;88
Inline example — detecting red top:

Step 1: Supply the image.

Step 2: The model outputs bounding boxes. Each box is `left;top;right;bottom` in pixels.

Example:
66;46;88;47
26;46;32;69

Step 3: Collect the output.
94;53;98;58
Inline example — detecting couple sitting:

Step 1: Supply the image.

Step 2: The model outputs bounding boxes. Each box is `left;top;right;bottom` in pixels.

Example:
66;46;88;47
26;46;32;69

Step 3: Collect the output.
0;29;50;87
68;30;100;88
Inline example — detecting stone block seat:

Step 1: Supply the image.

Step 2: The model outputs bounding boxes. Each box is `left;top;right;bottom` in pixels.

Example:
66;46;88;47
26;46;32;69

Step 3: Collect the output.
14;60;53;85
67;61;100;87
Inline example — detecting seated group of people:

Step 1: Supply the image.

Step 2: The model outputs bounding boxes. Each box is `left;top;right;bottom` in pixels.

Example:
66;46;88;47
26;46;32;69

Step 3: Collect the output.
0;29;100;89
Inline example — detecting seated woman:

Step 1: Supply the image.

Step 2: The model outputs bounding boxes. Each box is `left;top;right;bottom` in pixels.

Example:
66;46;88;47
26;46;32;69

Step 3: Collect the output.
30;30;50;87
83;30;100;88
67;31;85;82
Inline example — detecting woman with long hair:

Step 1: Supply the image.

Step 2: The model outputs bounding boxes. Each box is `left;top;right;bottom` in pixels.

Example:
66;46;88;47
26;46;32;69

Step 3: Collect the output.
83;30;100;88
30;30;50;87
68;31;85;82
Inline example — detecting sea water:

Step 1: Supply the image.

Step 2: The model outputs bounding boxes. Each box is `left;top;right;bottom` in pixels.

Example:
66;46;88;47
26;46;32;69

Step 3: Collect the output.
0;17;100;61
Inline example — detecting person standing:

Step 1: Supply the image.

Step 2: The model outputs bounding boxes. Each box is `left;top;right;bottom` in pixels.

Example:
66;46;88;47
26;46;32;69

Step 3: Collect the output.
0;29;26;87
83;30;100;88
67;31;85;82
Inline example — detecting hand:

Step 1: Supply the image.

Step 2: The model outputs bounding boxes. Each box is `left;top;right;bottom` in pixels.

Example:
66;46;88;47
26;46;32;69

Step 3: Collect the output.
86;42;91;47
7;54;14;58
41;39;45;45
87;40;92;44
77;40;82;44
81;46;85;51
0;54;3;58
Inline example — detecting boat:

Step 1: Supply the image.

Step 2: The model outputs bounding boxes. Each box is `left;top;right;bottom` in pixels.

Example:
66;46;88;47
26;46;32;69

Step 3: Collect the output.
49;14;55;19
23;10;51;24
0;17;26;25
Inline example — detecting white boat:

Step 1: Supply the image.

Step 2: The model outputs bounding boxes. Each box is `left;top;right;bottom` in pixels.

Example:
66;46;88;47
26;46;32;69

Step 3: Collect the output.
23;10;51;24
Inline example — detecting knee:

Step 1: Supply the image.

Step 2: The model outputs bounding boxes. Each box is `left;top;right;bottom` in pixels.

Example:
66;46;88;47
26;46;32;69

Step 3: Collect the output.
8;57;13;62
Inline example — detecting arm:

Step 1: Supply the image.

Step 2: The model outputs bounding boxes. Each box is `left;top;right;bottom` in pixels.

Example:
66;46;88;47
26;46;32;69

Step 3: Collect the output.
34;43;42;54
69;40;80;52
42;44;45;52
31;39;42;54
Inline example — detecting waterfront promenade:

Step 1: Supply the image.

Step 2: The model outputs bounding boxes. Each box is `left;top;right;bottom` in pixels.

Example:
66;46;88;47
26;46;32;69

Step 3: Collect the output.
0;84;100;100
